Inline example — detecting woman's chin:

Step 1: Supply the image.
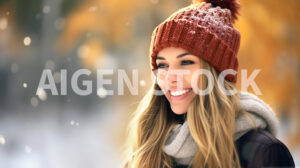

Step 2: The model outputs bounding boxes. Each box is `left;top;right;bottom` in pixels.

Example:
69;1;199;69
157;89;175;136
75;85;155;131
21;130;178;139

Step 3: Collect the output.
171;107;187;115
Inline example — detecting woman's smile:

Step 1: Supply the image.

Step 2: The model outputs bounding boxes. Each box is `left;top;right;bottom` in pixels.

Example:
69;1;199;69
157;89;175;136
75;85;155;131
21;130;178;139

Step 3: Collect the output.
168;88;193;101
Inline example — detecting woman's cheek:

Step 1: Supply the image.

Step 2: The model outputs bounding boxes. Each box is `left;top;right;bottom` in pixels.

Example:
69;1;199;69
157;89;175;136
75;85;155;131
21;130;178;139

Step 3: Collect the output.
185;71;194;86
189;68;201;85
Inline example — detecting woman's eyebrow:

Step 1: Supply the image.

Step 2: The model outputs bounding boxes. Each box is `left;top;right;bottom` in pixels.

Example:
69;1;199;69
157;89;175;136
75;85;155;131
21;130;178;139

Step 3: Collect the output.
156;52;193;60
176;52;193;58
156;56;165;60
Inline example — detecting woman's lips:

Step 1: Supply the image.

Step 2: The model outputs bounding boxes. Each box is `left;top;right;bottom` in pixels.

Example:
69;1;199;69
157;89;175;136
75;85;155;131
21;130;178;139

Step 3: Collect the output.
169;88;193;101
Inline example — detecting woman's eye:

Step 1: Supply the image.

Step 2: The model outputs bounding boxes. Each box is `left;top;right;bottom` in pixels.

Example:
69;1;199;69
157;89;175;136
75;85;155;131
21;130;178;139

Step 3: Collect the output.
157;63;168;68
181;60;194;65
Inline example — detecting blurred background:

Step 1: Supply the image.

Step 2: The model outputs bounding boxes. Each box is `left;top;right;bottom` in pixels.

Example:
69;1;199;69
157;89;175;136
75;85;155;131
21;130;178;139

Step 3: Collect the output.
0;0;299;167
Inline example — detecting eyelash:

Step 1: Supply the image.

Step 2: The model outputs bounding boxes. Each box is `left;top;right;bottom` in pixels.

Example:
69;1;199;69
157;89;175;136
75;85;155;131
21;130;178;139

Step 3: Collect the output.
157;60;195;68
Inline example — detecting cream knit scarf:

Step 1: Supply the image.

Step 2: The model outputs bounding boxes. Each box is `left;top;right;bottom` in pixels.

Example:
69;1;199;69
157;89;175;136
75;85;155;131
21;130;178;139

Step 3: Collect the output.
163;92;279;165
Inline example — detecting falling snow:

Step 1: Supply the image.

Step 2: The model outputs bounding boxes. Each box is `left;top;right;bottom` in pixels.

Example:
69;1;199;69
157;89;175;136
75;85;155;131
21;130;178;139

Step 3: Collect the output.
23;83;27;88
45;60;55;70
30;97;39;107
43;5;51;14
139;80;146;86
189;30;196;35
36;88;47;101
0;135;5;145
88;6;98;12
70;120;79;126
78;45;89;59
97;87;107;98
24;36;31;46
25;145;32;153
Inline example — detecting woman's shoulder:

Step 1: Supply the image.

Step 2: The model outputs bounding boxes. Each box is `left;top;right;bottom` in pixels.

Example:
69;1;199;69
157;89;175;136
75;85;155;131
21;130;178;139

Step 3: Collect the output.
235;129;295;168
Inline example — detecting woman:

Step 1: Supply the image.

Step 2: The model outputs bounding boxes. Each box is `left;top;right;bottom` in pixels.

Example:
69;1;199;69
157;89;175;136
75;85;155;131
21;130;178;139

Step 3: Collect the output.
123;0;295;167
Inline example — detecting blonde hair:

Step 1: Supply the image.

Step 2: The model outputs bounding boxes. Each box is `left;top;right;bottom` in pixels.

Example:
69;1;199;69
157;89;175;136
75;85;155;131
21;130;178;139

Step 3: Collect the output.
122;60;253;168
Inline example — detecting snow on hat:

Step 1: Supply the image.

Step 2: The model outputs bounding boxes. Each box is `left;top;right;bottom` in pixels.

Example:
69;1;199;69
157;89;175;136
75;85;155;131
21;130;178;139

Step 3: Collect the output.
149;0;241;83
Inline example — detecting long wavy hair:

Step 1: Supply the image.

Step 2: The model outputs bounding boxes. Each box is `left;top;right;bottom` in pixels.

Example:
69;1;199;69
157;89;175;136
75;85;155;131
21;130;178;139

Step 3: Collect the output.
122;60;253;168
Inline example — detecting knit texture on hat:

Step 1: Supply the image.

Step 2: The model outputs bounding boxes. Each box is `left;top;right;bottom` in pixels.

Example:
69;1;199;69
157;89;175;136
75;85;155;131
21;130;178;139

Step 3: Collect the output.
149;1;241;82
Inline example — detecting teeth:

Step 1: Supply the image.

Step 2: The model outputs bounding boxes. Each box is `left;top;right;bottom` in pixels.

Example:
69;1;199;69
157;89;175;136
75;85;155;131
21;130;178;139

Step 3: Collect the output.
170;89;191;96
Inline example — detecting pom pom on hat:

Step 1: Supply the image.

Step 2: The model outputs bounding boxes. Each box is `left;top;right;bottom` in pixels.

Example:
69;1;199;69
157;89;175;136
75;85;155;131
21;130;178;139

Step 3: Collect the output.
193;0;241;23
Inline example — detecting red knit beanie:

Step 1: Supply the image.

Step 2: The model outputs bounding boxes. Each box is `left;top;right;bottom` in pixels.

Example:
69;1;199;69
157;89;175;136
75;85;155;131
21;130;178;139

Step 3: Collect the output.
149;0;241;83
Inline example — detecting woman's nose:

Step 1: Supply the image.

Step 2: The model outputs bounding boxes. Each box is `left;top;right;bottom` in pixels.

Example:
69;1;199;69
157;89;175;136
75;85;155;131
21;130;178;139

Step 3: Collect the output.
166;68;182;84
166;72;177;84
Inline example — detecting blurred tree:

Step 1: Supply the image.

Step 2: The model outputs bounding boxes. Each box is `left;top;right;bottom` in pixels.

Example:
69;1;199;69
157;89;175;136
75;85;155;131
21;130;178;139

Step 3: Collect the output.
0;0;88;34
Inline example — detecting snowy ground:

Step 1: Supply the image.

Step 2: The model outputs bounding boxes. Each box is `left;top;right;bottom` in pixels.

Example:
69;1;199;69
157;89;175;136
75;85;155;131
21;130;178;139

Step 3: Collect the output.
0;102;124;168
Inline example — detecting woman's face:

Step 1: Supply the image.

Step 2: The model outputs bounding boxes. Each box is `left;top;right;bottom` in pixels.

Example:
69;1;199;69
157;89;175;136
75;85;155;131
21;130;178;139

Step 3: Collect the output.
156;47;201;115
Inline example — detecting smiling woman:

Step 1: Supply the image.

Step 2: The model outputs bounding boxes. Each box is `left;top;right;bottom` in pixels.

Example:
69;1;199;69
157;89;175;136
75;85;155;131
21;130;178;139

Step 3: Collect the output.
156;47;201;115
123;0;295;167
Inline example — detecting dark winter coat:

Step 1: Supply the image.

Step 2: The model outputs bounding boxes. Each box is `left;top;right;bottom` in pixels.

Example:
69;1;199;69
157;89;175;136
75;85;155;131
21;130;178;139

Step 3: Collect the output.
174;128;295;168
